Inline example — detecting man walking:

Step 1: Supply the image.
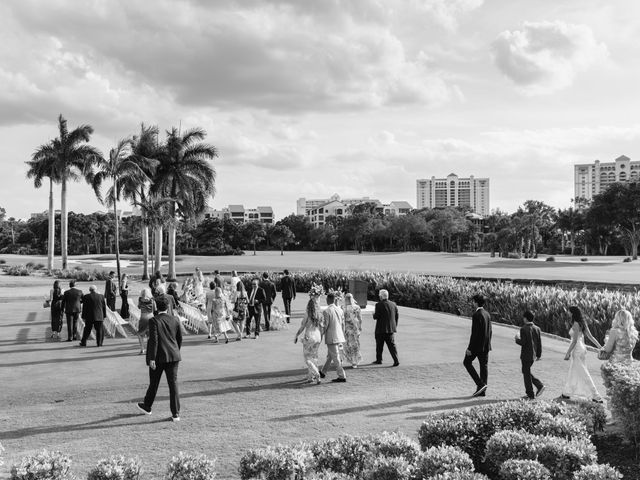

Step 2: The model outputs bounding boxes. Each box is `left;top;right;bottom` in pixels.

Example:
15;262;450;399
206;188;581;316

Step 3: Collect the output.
372;289;399;366
319;292;347;383
259;272;277;330
79;285;107;347
62;280;83;341
515;310;544;399
247;278;266;338
105;271;117;311
137;296;183;422
464;294;492;397
279;269;296;322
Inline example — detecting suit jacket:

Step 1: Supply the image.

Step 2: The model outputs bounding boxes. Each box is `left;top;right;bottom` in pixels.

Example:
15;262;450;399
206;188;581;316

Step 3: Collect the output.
280;275;296;300
322;304;346;344
259;279;277;304
62;287;83;313
373;299;399;334
468;307;492;354
516;322;542;362
146;312;182;365
153;293;176;316
247;286;267;309
105;277;117;301
81;292;106;322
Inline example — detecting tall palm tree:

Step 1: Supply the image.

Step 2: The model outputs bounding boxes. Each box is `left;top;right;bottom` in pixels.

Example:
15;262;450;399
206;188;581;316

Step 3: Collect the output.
152;126;217;280
92;138;156;287
26;152;61;270
45;115;102;269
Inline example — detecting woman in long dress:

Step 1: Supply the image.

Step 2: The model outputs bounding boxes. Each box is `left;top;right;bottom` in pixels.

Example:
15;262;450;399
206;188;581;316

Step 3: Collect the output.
562;306;603;402
137;288;155;355
342;293;363;368
600;309;638;365
49;280;64;339
193;267;205;303
206;285;235;343
120;273;130;319
234;281;249;339
294;296;324;384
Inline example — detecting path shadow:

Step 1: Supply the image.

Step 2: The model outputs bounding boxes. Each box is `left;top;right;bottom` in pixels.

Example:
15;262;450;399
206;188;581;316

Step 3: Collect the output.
0;412;168;441
403;397;519;420
26;312;38;322
16;328;30;342
0;350;141;368
0;321;49;328
186;368;303;384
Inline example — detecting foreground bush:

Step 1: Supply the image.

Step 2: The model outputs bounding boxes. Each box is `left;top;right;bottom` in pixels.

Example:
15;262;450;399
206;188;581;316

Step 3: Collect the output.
10;450;73;480
572;463;623;479
484;429;596;479
165;453;216;480
363;456;413;480
87;456;142;480
239;444;313;480
414;446;474;478
498;459;550;480
428;473;489;480
601;361;640;449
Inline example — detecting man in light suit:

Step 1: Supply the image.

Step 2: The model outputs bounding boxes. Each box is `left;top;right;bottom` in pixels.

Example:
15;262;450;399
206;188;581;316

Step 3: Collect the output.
79;285;107;347
319;292;347;383
105;271;117;311
62;280;83;341
279;269;296;322
247;278;267;339
372;289;400;366
464;294;493;397
137;296;183;422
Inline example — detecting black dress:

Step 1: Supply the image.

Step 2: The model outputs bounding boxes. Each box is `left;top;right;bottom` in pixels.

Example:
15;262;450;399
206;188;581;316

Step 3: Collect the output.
120;284;130;319
51;288;64;333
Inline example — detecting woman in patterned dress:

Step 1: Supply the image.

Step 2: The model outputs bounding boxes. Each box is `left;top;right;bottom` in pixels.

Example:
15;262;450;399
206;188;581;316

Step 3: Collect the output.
49;280;65;339
600;309;638;365
294;295;324;384
137;288;155;355
342;293;363;368
206;285;235;343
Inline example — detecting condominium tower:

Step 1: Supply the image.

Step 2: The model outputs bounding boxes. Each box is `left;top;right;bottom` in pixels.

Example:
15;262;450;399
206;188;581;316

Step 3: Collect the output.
574;155;640;200
416;173;490;216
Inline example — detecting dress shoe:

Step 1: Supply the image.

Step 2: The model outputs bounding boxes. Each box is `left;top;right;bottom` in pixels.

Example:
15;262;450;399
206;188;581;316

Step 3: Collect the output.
535;385;546;398
331;378;347;383
472;385;487;397
392;362;400;367
319;371;326;379
137;402;152;415
371;360;382;365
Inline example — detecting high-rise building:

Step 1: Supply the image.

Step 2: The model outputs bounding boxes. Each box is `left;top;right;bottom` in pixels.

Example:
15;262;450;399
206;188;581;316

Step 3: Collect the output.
574;155;640;200
416;174;490;215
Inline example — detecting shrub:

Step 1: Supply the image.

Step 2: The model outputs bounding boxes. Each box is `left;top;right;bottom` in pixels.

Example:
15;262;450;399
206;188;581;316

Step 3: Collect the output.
363;456;414;480
165;453;216;480
428;473;489;480
601;361;640;449
545;256;555;262
0;442;4;466
238;444;312;480
572;463;623;480
49;269;110;281
0;258;6;264
414;446;473;478
87;456;142;480
580;257;588;262
5;265;32;276
484;430;596;480
306;472;354;480
623;257;632;263
311;436;372;477
10;449;73;480
541;401;607;435
498;459;551;480
368;432;421;464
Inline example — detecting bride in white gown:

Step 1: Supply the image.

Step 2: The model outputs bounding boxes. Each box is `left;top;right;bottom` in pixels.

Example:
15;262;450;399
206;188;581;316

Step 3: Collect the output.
562;306;604;403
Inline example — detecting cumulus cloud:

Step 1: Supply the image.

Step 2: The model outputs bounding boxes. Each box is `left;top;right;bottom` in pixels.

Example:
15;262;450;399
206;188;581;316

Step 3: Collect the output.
492;21;608;94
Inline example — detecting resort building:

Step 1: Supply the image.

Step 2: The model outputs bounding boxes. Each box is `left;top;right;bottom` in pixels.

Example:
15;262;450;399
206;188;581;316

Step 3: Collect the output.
416;174;490;216
574;155;640;200
203;205;274;224
300;195;413;228
296;194;380;216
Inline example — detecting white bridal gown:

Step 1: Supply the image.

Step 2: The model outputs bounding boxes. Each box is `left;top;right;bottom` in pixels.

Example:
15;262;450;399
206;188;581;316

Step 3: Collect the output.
562;326;601;401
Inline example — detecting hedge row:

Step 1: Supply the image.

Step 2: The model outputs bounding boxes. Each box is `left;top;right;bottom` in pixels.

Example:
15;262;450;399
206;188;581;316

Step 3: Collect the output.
601;361;640;451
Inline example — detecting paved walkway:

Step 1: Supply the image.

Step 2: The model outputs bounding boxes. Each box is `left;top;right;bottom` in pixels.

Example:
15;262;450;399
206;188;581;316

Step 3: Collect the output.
0;282;607;479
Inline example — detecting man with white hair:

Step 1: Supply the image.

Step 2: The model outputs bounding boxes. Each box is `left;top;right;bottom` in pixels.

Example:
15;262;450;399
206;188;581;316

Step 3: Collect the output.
372;289;399;366
79;285;107;347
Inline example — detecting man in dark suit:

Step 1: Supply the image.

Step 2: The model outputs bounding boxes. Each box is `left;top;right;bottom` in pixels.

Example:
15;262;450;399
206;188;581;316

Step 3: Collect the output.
279;269;296;322
153;284;176;316
515;310;544;399
79;285;107;347
62;280;83;341
372;289;399;366
105;271;117;311
246;278;266;339
464;294;493;397
137;296;182;421
259;272;277;330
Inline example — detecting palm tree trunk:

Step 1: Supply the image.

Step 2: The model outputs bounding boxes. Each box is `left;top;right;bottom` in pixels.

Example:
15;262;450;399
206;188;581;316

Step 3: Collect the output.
113;179;121;292
47;177;55;270
61;177;68;269
168;223;177;281
154;225;163;273
141;224;149;281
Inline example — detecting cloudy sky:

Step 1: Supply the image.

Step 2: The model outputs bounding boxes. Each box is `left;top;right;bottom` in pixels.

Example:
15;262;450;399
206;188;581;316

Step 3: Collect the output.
2;0;640;220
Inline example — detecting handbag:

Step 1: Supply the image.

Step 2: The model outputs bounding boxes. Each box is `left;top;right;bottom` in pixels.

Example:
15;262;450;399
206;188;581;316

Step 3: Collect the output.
598;349;611;361
43;297;51;308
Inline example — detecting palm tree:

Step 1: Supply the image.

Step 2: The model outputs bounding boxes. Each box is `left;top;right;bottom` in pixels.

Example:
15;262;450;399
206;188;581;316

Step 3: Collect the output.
92;138;156;287
152;127;217;280
44;115;102;269
26;152;61;270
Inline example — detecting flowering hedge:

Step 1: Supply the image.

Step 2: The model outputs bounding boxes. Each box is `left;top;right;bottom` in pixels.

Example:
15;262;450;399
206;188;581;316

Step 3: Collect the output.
10;450;73;480
266;270;640;344
572;464;623;480
165;453;216;480
86;456;142;480
600;361;640;450
415;445;474;477
497;459;551;480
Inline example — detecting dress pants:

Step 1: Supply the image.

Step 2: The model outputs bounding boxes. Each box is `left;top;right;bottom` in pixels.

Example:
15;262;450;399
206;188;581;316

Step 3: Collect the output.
375;332;399;364
120;292;129;319
522;360;543;398
282;297;292;321
143;361;180;416
262;303;272;330
106;296;116;311
66;312;79;340
321;343;346;379
247;306;262;336
80;319;104;346
464;351;489;387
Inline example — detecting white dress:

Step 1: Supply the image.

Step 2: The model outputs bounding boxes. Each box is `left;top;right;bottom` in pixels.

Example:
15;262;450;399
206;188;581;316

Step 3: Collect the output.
562;326;601;400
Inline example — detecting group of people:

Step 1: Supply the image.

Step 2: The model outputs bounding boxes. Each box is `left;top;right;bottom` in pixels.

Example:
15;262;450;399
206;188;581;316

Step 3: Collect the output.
462;294;639;403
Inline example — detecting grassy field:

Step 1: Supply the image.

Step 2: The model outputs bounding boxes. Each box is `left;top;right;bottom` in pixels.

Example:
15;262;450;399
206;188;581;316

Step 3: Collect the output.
0;252;635;479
